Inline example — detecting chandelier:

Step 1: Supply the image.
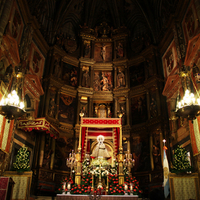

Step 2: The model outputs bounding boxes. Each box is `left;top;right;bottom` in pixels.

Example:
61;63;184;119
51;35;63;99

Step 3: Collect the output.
0;66;25;121
175;65;200;120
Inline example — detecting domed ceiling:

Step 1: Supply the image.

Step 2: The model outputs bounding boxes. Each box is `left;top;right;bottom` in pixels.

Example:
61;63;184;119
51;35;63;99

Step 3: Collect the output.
26;0;177;48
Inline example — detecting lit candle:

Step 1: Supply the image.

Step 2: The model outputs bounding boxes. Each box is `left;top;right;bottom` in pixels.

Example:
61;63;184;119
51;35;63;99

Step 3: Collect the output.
63;182;66;190
130;183;133;191
67;183;71;190
124;184;128;191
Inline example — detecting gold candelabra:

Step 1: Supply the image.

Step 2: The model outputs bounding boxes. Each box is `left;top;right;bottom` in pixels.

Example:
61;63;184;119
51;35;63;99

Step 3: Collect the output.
123;150;135;173
66;150;77;177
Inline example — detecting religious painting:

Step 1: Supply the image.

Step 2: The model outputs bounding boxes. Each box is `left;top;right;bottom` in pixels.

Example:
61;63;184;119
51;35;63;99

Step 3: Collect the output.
93;71;113;91
116;66;126;88
54;137;74;171
81;66;90;88
131;94;147;125
115;40;124;58
7;1;24;44
94;42;112;62
29;42;45;79
129;63;145;87
132;136;150;172
83;40;91;58
162;40;178;78
48;87;57;118
149;87;158;119
182;1;200;44
62;62;78;87
58;94;76;124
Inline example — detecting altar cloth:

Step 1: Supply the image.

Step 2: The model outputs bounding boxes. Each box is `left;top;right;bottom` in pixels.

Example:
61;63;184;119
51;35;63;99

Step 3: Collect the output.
57;194;138;200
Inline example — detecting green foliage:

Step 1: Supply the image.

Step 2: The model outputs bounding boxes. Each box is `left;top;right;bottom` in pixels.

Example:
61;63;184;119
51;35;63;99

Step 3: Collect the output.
13;146;30;172
171;145;192;174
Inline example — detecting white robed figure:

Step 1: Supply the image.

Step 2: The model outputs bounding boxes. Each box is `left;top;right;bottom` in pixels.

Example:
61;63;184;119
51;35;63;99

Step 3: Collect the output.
90;135;111;159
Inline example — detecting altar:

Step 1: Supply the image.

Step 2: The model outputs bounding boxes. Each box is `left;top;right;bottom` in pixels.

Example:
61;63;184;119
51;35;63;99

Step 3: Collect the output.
57;117;141;197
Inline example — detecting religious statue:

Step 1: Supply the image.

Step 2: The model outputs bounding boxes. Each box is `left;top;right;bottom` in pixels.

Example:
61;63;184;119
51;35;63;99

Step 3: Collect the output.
80;106;88;117
150;97;157;118
101;73;109;91
117;69;125;87
153;140;161;170
90;135;111;159
84;42;91;57
101;43;110;61
48;98;56;117
116;42;124;58
54;59;61;78
82;69;90;87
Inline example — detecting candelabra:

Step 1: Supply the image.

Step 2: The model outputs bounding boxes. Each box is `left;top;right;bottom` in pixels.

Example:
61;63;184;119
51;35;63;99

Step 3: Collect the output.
123;150;135;173
66;150;77;178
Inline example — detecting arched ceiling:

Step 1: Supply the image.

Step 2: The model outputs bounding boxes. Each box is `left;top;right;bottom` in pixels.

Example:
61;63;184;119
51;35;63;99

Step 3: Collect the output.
26;0;178;45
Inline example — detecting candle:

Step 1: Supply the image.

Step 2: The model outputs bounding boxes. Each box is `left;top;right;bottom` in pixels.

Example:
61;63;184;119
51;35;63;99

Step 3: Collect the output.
63;182;66;190
124;184;128;191
67;183;71;190
130;184;133;191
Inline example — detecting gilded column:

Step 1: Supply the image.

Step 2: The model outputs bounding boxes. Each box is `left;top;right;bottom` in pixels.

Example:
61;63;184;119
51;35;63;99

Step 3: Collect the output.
150;134;154;171
75;114;83;185
114;97;118;117
127;137;130;153
114;66;117;89
50;138;55;170
118;117;124;185
89;97;93;117
74;137;78;153
76;95;81;124
39;133;46;167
